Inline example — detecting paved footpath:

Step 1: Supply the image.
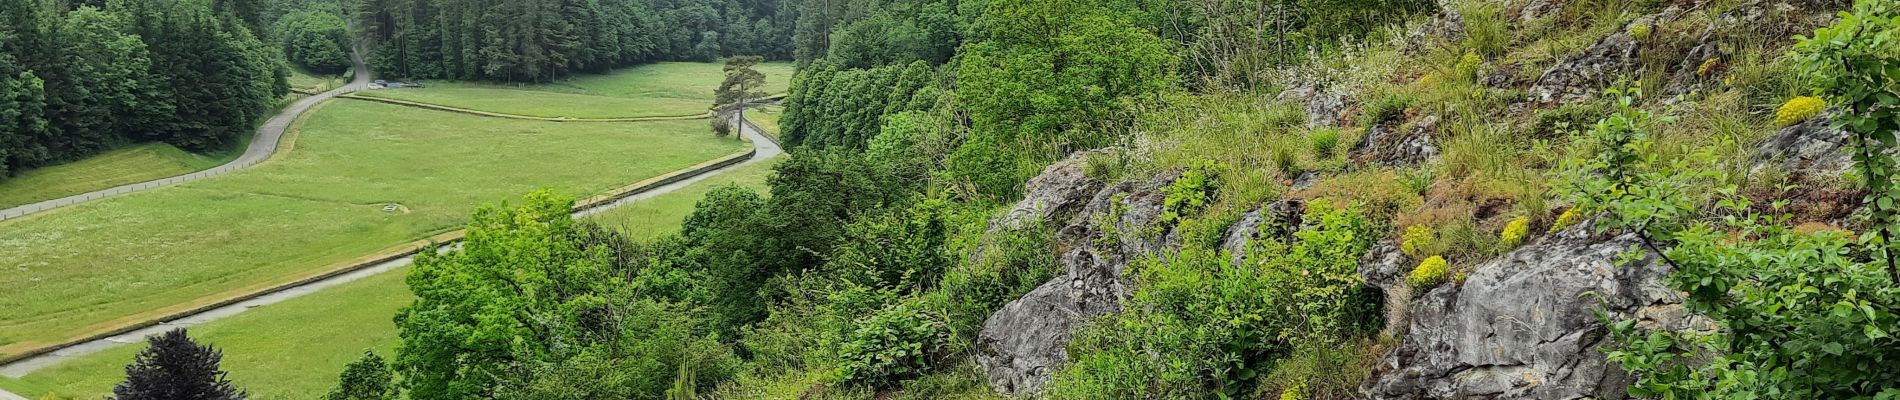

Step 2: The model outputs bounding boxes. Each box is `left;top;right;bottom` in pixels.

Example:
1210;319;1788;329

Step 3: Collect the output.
0;51;373;222
0;115;782;398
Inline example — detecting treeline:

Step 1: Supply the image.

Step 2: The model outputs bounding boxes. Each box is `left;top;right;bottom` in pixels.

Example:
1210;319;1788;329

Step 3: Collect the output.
349;0;795;81
0;0;289;177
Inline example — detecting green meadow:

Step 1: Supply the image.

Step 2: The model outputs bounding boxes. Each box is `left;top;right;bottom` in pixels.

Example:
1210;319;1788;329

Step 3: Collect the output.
0;99;744;358
355;62;793;119
0;143;235;209
0;155;784;400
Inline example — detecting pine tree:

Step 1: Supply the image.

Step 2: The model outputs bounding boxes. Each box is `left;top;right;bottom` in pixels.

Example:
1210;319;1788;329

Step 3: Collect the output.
110;328;247;400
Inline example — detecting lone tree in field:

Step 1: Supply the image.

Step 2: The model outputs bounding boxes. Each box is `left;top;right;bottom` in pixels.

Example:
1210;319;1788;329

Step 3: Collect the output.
110;328;246;400
325;351;394;400
712;55;766;136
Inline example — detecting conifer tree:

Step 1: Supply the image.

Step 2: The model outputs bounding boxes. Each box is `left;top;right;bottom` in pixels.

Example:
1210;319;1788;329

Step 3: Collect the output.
110;328;246;400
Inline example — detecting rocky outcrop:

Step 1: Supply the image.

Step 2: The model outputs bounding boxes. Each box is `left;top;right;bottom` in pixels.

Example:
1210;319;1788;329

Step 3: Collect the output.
1362;222;1706;399
1352;115;1441;166
1528;25;1640;104
1664;0;1844;95
1279;86;1352;129
1751;114;1853;175
976;163;1185;395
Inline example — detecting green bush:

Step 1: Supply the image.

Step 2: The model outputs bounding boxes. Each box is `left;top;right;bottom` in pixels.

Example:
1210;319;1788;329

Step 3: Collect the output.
1162;160;1223;223
1048;202;1383;398
1407;256;1449;289
1500;216;1531;248
1530;101;1609;138
1400;224;1436;259
836;301;949;388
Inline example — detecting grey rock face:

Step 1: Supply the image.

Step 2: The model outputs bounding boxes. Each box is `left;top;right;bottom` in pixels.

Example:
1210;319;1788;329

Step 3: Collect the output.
1664;0;1841;96
976;169;1185;396
1362;223;1702;399
1280;86;1352;129
1353;115;1442;166
1529;27;1638;104
1751;114;1853;175
992;151;1108;233
1220;200;1306;266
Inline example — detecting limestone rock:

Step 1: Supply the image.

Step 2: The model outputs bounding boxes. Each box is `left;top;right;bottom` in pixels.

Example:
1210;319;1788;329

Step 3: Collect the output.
992;151;1107;233
976;170;1185;396
1280;86;1352;129
1363;222;1702;399
1352;115;1441;166
1529;26;1638;104
1751;114;1852;175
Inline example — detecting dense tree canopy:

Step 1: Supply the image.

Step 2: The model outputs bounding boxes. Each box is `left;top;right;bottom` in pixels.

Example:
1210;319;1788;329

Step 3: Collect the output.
273;3;351;74
393;190;735;400
350;0;795;81
0;0;287;179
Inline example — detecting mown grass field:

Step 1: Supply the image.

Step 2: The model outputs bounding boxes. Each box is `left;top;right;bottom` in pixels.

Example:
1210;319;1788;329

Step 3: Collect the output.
356;62;793;119
0;100;745;358
287;68;346;93
0;269;412;400
0;143;234;209
0;156;784;399
747;104;785;138
588;155;782;239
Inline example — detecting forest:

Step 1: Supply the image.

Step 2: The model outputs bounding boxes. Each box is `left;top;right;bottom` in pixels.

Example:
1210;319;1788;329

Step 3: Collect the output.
0;0;286;178
6;0;1900;397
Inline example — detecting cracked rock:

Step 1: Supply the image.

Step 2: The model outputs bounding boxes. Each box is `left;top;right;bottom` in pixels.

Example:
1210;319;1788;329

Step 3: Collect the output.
1362;221;1705;399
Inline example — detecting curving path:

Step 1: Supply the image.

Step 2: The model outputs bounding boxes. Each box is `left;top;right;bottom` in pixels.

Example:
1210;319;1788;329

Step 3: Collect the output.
0;49;374;222
0;113;782;391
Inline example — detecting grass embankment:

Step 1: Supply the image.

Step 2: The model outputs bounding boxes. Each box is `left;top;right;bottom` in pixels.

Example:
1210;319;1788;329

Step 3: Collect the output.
0;144;232;209
287;68;346;93
0;270;412;400
355;62;793;119
0;100;745;359
747;104;785;140
0;157;785;400
587;156;782;239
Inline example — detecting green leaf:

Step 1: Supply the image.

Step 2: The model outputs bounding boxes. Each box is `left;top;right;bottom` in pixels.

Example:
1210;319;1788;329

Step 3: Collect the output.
1869;324;1891;340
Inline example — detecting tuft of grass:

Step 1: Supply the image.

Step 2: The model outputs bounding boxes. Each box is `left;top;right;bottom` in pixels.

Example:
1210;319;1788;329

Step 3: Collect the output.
1308;128;1342;158
1457;0;1509;58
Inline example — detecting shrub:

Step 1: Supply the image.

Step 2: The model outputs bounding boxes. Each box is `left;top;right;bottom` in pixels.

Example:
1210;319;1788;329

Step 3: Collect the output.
1500;216;1531;248
1530;101;1609;138
1773;96;1825;127
1278;382;1307;400
1696;57;1723;77
1627;23;1652;42
1454;52;1483;82
1048;202;1383;398
1400;224;1436;259
1407;256;1449;289
1550;207;1584;233
1309;128;1342;157
1163;160;1223;223
113;328;245;400
836;302;948;388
